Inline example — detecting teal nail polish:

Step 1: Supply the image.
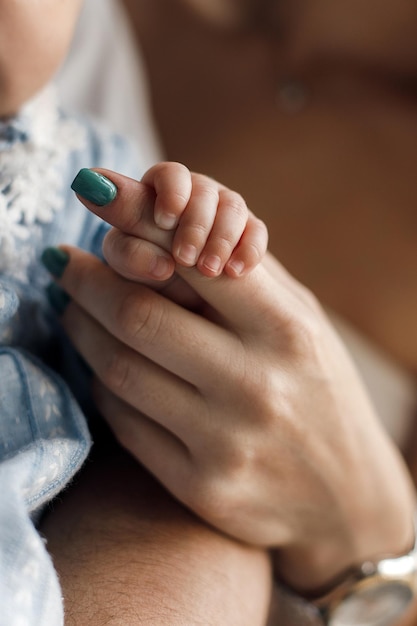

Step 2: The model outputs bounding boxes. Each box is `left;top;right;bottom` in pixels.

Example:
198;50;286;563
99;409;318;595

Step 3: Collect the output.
46;283;71;316
71;168;117;206
41;247;69;278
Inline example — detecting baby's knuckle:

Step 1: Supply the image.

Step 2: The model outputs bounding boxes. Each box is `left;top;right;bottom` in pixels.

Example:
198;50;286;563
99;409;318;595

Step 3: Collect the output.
197;184;220;205
185;221;210;242
222;190;247;217
164;160;189;175
171;189;190;210
215;233;237;251
245;241;264;266
155;160;182;177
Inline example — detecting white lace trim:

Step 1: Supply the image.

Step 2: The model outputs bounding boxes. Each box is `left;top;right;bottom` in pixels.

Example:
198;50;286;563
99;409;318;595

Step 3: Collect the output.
0;86;86;277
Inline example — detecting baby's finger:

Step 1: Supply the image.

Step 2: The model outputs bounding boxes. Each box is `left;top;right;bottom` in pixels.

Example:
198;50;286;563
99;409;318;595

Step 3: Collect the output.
103;228;201;307
224;215;269;278
103;228;175;283
171;174;219;267
141;162;193;230
197;189;249;277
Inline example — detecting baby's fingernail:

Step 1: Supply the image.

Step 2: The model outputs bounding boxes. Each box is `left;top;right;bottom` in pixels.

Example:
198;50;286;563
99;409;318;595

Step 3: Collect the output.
149;255;172;278
228;260;245;277
202;255;221;275
177;244;198;266
155;212;178;230
41;247;69;278
71;168;117;206
46;283;71;316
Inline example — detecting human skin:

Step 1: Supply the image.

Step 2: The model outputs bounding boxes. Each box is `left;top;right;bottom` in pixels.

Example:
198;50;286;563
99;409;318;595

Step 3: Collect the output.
109;0;417;602
16;0;412;616
42;168;415;595
1;3;275;623
41;439;272;626
0;1;272;623
0;0;83;117
122;0;417;375
58;0;417;620
140;162;268;278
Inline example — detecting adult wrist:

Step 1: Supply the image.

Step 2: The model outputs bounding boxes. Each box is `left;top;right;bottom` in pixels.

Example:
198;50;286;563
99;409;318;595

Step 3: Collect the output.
274;512;415;597
274;438;416;595
274;511;417;626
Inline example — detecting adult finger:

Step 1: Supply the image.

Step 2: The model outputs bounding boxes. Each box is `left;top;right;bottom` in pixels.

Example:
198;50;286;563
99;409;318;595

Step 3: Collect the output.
93;382;192;487
60;300;204;440
54;246;242;387
71;169;318;333
71;168;169;248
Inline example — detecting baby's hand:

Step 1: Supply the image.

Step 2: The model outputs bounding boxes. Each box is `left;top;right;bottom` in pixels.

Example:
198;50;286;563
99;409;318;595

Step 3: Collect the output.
142;162;268;278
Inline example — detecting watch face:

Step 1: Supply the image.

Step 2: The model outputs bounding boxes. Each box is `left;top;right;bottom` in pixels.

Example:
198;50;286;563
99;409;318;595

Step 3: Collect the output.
330;582;413;626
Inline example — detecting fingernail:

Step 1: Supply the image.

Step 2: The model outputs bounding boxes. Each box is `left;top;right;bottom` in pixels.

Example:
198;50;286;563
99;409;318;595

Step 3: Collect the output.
228;260;245;277
177;244;198;266
71;168;117;206
155;212;178;230
46;283;71;316
149;255;172;278
41;247;69;278
202;254;221;274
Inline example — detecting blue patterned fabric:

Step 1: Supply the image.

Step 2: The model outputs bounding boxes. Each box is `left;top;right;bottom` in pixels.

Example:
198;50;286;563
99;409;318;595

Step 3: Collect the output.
0;94;141;625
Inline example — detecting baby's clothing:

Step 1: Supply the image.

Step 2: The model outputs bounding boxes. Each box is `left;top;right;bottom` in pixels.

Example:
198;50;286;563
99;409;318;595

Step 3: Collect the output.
0;87;141;626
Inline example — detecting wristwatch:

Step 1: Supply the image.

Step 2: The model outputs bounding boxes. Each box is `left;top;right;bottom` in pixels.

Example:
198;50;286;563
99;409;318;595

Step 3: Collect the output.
309;525;417;626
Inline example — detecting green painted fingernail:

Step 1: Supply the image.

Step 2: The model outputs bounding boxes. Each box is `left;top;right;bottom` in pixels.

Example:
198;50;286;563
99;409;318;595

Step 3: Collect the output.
71;168;117;206
46;283;71;316
41;247;69;278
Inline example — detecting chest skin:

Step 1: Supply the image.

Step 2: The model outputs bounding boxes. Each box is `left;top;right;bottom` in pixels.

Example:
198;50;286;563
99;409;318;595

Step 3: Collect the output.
123;0;417;375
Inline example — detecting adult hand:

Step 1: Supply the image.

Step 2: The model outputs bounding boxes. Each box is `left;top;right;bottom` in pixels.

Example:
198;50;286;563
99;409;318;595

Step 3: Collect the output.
50;169;415;593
